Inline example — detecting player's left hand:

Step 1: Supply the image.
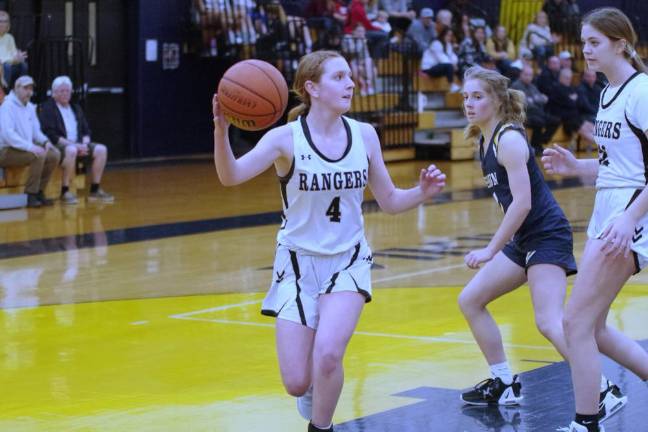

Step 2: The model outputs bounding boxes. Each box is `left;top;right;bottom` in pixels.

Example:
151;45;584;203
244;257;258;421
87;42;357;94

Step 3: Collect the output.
464;247;495;269
420;164;446;198
599;212;638;258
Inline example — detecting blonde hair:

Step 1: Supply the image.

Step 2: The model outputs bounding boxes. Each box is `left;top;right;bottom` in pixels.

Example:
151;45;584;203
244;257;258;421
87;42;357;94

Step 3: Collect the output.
463;66;526;141
287;50;343;122
582;7;648;74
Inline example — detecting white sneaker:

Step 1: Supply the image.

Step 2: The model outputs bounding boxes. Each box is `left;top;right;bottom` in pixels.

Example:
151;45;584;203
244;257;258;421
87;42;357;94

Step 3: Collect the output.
296;387;313;420
599;380;627;422
556;421;604;432
449;83;462;93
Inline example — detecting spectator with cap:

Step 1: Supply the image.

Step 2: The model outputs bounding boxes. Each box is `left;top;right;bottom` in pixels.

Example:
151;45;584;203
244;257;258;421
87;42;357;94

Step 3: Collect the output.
405;7;436;56
558;50;573;71
0;75;59;208
0;10;28;89
38;75;114;204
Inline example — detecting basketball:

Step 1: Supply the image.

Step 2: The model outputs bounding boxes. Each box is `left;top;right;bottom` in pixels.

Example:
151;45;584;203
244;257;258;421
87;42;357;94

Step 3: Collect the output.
217;59;289;131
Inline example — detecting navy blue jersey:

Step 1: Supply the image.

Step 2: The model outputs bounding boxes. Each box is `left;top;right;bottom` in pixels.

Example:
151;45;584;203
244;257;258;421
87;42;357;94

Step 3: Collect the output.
479;122;572;248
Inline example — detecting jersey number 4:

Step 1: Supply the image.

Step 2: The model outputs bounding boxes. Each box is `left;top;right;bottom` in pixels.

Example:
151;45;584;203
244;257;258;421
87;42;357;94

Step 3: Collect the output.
326;196;342;222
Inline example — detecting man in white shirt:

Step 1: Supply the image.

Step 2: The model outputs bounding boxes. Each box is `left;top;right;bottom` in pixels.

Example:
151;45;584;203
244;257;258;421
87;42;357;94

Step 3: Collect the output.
0;75;59;207
38;76;113;204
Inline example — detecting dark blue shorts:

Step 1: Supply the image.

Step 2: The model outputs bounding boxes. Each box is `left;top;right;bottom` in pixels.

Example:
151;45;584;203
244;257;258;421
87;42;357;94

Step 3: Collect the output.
503;233;577;276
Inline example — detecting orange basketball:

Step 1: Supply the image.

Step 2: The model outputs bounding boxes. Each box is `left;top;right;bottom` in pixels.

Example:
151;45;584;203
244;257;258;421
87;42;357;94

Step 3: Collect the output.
217;59;289;131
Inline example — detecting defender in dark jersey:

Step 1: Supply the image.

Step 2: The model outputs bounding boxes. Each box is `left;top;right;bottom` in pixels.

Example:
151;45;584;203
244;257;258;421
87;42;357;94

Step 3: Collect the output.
456;66;625;418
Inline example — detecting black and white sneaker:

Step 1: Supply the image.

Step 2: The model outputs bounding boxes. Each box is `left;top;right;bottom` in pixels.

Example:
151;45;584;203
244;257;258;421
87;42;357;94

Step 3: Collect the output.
598;380;627;423
461;375;523;406
556;421;605;432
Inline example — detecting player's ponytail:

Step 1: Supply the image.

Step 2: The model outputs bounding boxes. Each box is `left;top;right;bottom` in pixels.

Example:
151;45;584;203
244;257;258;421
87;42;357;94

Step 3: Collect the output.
462;66;526;141
582;7;648;74
288;50;343;122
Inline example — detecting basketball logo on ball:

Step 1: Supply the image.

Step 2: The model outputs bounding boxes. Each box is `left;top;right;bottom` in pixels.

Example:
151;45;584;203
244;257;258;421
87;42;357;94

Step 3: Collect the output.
217;59;289;131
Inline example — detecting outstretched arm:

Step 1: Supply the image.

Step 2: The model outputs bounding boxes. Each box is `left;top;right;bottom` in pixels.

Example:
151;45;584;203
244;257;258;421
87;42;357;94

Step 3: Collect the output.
364;122;446;214
541;143;599;183
465;131;532;269
213;94;291;186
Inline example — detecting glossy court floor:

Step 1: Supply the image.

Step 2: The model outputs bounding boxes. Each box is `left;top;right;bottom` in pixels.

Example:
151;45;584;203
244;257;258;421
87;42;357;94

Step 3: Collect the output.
1;157;647;432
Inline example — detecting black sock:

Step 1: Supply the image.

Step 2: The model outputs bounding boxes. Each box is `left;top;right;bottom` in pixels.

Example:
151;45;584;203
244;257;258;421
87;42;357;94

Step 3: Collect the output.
61;186;69;196
308;422;333;432
575;413;599;431
90;183;99;193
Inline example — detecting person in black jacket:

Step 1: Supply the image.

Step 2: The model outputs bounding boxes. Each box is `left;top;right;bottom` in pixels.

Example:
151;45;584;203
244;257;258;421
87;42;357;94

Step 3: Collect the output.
38;75;113;204
546;68;595;151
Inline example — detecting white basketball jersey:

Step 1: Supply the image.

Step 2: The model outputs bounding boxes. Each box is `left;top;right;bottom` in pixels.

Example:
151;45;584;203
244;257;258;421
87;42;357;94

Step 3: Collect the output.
595;72;648;189
276;116;369;255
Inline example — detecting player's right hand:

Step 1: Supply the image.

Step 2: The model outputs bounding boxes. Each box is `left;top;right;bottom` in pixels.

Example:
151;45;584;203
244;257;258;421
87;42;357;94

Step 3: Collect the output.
541;143;578;176
212;94;230;131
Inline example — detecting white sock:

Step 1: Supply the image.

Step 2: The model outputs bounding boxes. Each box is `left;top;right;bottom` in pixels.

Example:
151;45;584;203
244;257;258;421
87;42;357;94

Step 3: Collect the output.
600;375;609;392
490;361;513;385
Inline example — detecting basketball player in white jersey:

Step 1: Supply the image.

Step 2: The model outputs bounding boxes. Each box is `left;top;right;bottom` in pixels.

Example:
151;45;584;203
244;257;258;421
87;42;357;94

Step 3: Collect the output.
543;8;648;432
213;50;446;432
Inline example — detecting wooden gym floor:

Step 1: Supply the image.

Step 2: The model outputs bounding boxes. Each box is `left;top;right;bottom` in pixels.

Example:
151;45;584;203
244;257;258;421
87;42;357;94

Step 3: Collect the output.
1;157;647;432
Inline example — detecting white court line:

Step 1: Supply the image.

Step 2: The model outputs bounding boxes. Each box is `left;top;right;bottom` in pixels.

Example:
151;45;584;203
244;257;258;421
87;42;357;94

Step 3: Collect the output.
169;305;553;350
373;263;466;284
169;299;262;319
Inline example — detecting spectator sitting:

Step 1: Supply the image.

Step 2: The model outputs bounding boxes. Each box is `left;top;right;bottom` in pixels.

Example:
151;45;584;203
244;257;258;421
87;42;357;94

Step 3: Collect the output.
342;24;377;96
558;49;574;71
371;10;392;34
457;24;492;77
577;69;603;123
0;11;28;89
421;26;460;92
405;7;436;56
305;0;341;49
508;47;534;81
535;55;560;96
0;75;59;207
486;25;515;77
511;64;560;155
344;0;389;59
435;9;453;35
38;76;114;204
379;0;416;34
546;68;596;151
520;11;555;67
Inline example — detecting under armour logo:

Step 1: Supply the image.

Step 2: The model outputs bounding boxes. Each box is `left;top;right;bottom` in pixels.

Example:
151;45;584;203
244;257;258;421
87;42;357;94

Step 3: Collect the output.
598;144;609;166
363;255;373;263
633;227;644;243
275;270;285;283
301;154;312;160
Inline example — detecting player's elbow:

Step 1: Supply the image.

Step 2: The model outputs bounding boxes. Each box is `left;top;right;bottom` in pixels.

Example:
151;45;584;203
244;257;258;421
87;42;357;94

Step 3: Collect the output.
216;170;239;187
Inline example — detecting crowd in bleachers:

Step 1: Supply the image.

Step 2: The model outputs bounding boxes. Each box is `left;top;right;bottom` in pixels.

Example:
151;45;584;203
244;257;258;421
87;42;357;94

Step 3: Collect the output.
193;0;610;154
0;10;113;208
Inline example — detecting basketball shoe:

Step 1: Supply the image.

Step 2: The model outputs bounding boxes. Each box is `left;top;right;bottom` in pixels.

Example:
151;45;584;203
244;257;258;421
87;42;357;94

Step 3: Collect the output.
557;421;604;432
297;387;313;420
461;375;523;406
598;379;627;422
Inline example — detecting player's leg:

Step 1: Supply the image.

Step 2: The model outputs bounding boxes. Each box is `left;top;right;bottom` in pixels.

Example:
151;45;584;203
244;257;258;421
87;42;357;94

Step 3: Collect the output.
458;248;526;405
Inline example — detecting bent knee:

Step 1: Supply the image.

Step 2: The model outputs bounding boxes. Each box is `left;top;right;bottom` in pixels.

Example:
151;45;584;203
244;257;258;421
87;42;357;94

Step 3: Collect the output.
535;315;560;339
283;377;311;397
458;290;481;315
